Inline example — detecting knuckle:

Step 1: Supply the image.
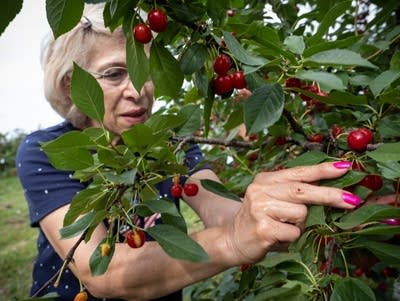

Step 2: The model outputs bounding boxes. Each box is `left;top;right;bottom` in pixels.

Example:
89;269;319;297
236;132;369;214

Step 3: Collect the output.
287;182;307;200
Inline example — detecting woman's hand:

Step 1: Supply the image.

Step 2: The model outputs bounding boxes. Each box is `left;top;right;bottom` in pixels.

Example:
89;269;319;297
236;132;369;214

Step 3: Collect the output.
223;161;360;265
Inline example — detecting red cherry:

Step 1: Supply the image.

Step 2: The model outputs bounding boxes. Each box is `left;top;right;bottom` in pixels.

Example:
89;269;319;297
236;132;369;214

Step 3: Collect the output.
359;174;383;191
276;136;287;145
214;74;233;96
213;54;232;75
300;84;320;101
183;183;199;197
147;9;168;32
354;267;364;277
331;124;343;138
126;229;146;248
358;127;373;142
170;184;183;198
231;71;247;89
347;128;373;152
133;24;152;44
285;77;302;89
308;134;324;143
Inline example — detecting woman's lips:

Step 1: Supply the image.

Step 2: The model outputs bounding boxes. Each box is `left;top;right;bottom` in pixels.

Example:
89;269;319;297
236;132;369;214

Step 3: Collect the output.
120;108;147;124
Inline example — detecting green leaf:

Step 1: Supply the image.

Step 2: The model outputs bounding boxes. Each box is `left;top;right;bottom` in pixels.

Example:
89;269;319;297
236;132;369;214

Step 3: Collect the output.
200;179;242;202
41;131;94;170
147;224;209;262
150;42;184;99
135;199;181;217
46;0;84;38
331;277;376;301
71;63;105;123
89;238;115;276
307;0;352;45
351;224;400;236
285;151;328;168
176;105;201;136
296;70;345;91
180;43;208;75
355;240;400;267
20;292;60;301
335;204;400;230
244;84;284;134
206;0;229;27
259;252;302;268
369;70;400;97
305;205;326;228
316;90;367;105
223;31;267;66
203;97;214;137
60;212;95;238
0;0;23;36
284;35;305;55
378;162;400;179
377;114;400;138
126;31;150;94
305;49;378;69
145;114;185;134
321;170;365;189
121;124;161;152
367;142;400;162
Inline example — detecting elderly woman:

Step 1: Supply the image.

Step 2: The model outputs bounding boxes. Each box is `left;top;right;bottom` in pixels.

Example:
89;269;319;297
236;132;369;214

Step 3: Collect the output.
16;4;363;301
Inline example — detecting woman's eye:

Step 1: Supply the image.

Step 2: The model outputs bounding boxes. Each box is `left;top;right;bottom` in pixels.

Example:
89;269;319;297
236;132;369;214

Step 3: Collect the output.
103;68;126;81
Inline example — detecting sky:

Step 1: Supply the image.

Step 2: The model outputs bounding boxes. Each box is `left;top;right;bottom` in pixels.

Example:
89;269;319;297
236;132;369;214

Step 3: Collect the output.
0;0;63;135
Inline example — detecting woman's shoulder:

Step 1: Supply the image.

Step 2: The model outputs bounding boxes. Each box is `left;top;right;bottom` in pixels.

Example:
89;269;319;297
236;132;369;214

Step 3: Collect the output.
23;121;75;145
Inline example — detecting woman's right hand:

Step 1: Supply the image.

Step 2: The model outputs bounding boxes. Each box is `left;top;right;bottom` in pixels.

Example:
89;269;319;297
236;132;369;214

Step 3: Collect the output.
223;161;360;265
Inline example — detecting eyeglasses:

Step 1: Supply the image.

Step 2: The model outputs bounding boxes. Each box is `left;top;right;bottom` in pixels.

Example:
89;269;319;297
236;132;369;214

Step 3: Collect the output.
91;66;129;87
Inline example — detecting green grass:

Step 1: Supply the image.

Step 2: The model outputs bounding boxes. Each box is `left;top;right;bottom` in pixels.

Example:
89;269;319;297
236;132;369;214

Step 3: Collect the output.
0;176;203;301
0;176;37;301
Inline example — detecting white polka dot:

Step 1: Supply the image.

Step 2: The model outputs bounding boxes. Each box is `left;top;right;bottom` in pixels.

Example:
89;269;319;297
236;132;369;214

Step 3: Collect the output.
68;174;73;178
52;265;56;270
39;263;43;267
18;163;21;167
46;245;50;249
195;156;199;160
65;269;69;273
35;212;39;216
38;168;42;172
34;280;37;285
164;194;168;197
44;190;48;194
39;148;43;152
65;285;69;289
25;139;30;143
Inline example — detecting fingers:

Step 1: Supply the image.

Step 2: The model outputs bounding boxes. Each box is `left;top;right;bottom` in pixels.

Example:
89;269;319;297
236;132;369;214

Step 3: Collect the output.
254;161;352;185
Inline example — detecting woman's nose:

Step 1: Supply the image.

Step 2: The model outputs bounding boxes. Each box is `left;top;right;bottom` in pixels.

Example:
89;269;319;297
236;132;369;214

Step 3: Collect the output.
122;79;141;100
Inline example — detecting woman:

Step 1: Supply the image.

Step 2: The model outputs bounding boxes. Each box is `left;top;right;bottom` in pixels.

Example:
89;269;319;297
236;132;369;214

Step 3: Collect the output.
16;4;363;301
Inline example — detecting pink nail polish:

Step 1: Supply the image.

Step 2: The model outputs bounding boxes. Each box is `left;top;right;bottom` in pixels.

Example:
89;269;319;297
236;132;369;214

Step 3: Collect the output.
342;192;361;206
333;161;352;169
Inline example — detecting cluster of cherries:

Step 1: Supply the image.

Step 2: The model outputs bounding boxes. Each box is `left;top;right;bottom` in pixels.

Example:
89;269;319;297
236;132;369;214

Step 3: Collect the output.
170;175;199;198
133;8;168;44
212;53;247;96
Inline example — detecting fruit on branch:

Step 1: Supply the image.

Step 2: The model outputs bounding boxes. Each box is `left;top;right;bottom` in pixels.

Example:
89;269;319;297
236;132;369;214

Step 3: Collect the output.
100;242;111;257
74;291;88;301
214;74;234;95
307;133;324;143
331;124;343;138
300;84;320;101
183;183;199;196
284;77;302;89
126;229;146;248
359;174;383;191
170;184;183;198
347;128;373;152
147;9;168;32
226;9;235;17
231;70;247;89
213;54;232;75
133;23;152;44
275;136;287;145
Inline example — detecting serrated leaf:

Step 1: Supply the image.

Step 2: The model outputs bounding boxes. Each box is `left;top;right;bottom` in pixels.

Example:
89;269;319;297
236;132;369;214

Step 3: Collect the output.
377;162;400;179
335;204;400;229
285;151;328;168
200;179;242;202
223;31;267;66
60;212;95;238
369;70;400;97
176;104;201;136
71;63;105;122
135;198;181;217
321;170;366;188
150;42;184;98
296;70;345;91
147;224;209;262
331;277;375;301
367;142;400;162
284;35;305;55
305;49;378;69
180;43;208;75
0;0;23;37
244;84;284;134
46;0;84;38
126;31;150;94
41;131;94;170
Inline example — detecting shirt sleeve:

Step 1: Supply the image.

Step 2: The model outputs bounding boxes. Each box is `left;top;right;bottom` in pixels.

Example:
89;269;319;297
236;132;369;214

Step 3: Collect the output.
184;143;211;174
16;132;87;227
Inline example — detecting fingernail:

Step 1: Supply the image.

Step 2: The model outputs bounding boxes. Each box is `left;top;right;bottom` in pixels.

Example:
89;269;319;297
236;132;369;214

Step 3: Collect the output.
342;192;362;206
333;161;352;169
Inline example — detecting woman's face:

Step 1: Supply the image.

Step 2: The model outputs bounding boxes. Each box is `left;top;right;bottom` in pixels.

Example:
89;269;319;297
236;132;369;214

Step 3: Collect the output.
87;36;154;135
